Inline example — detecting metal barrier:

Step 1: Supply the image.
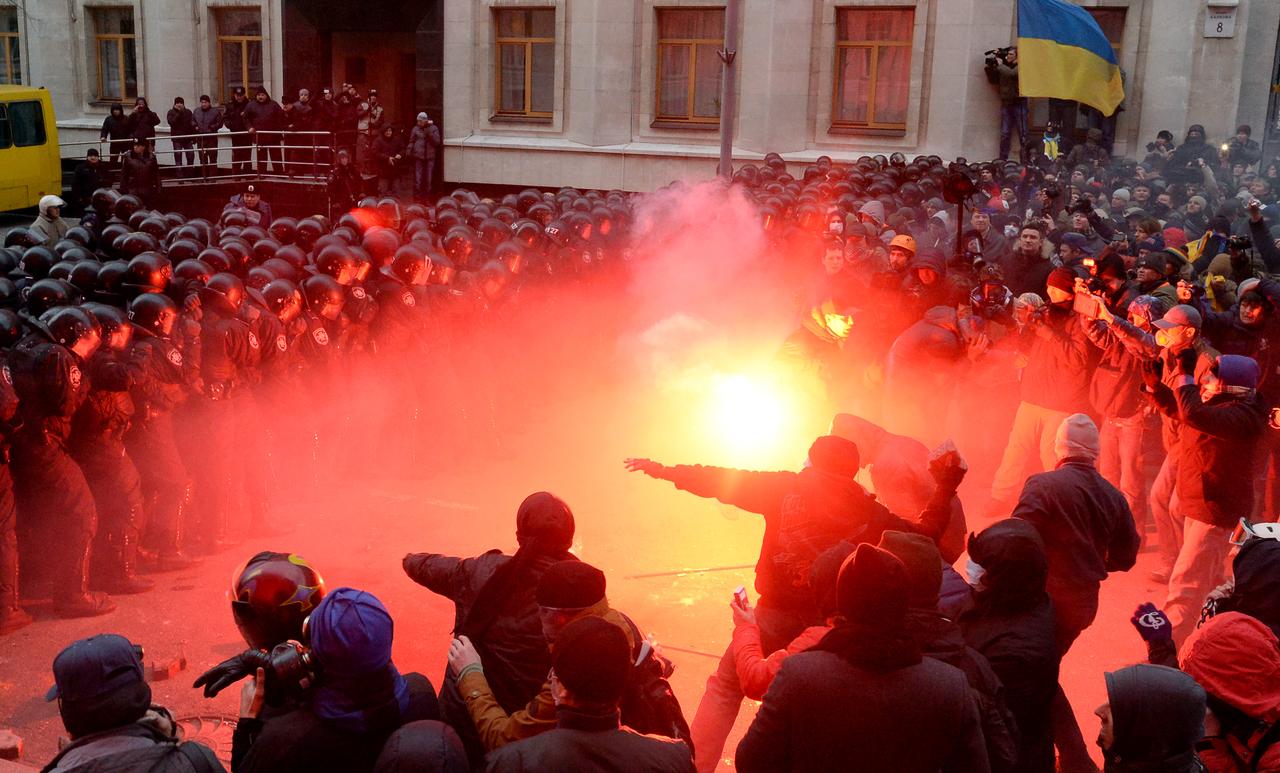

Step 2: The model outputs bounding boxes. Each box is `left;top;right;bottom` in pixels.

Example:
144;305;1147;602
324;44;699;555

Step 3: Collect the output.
60;129;338;188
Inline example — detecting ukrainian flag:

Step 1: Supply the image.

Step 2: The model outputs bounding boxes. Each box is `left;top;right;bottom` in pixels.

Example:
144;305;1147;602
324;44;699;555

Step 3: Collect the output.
1017;0;1125;116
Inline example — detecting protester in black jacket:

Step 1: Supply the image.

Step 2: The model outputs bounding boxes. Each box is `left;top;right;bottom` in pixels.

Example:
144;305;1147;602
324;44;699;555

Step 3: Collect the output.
626;435;967;649
878;531;1019;773
486;616;694;772
736;544;990;773
1148;352;1266;646
961;519;1059;773
402;491;576;766
231;588;439;773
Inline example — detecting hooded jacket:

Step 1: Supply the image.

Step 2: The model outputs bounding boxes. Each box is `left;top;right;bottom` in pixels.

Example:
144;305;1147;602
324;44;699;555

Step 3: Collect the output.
1018;304;1098;413
960;519;1059;773
1214;538;1280;638
1101;664;1206;773
1180;612;1280;773
1085;316;1155;419
1168;125;1219;172
41;714;224;773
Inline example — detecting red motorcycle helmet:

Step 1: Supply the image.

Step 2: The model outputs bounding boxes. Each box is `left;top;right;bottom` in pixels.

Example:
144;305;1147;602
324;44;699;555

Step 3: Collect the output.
230;551;327;650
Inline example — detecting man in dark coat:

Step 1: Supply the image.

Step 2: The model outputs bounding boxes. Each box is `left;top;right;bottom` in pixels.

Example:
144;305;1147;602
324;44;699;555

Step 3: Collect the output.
1149;352;1266;646
99;102;132;166
735;544;990;773
118;138;160;206
485;617;694;772
1095;664;1207;773
70;149;105;212
243;86;286;174
1012;413;1139;773
402;492;577;766
878;531;1019;773
961;519;1059;773
224;86;252;173
166;97;198;176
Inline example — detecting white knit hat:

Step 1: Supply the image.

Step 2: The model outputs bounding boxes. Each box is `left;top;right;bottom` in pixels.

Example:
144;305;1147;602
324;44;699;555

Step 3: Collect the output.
1054;413;1099;462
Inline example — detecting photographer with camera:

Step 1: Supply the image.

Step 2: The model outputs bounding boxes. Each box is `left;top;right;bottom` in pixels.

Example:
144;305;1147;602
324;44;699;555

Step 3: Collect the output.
1166;125;1220;183
1247;197;1280;274
1142;130;1176;174
984;46;1025;162
231;587;440;773
1063;128;1110;171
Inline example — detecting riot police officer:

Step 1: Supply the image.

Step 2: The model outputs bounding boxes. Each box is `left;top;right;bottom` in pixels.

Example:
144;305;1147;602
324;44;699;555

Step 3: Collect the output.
9;307;114;617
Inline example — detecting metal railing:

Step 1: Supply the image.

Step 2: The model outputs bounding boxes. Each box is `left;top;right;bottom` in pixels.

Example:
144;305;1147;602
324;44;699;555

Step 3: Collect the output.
61;129;341;188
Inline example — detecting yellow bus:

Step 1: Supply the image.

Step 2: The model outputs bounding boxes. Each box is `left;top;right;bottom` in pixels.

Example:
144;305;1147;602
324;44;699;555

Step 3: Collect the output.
0;86;60;212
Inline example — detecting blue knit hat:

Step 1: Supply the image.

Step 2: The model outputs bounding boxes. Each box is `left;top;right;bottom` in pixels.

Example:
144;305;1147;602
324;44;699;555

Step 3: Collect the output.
309;588;410;733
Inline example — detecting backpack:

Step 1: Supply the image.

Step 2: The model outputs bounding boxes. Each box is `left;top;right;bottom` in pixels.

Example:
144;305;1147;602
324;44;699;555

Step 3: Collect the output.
616;613;694;756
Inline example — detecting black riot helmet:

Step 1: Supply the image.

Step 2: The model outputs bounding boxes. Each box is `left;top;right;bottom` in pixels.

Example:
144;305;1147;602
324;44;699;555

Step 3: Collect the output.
0;277;18;309
91;187;120;217
41;306;102;352
173;259;214;287
268;217;299;245
128;292;180;338
124;252;173;294
315;244;360;285
3;229;42;251
428;254;456;286
24;278;75;317
0;309;21;348
81;302;132;348
230;551;327;650
389;245;429;286
14;246;56;279
301;274;344;319
68;261;103;297
202;272;246;314
96;261;131;302
261;279;302;322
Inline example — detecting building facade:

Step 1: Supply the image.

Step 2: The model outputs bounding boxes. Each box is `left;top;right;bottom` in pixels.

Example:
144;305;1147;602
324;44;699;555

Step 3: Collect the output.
4;0;1280;191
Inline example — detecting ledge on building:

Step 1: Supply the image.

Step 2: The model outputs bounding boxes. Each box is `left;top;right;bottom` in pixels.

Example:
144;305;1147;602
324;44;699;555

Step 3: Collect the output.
827;125;907;138
648;120;718;131
488;114;554;125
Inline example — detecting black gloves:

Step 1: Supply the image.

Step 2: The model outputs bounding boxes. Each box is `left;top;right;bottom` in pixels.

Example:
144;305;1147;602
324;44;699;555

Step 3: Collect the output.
1175;347;1199;377
192;648;272;698
1140;358;1162;393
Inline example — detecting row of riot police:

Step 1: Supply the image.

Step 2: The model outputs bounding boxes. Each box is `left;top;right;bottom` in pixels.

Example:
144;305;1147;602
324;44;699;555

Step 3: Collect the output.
0;184;635;632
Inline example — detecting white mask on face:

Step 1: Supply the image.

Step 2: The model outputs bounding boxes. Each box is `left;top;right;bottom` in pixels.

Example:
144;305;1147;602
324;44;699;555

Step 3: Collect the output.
965;558;986;590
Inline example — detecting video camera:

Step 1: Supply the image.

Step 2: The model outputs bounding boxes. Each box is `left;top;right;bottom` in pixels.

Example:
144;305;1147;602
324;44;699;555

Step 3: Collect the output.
984;46;1016;67
1227;235;1252;252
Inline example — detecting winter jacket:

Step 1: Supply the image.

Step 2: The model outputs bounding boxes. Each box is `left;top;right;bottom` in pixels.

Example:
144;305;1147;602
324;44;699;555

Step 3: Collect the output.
71;161;104;206
999;248;1055;297
193;106;223;135
223;195;273;229
372;134;403;176
1151;382;1265;529
985;60;1019;102
976;227;1013;267
484;707;694;773
407;124;441;161
1180;613;1280;773
1168;127;1220;174
41;716;224;773
99;112;132;144
1101;665;1209;773
243;99;286;133
118;151;160;200
166;107;197;137
127;107;160;140
960;519;1059;773
1018;305;1097;413
1201;309;1280;408
1248;216;1280;274
1013;460;1139;594
1085;317;1152;419
328;164;363;209
658;464;957;616
735;650;990;773
454;602;642;751
223;98;250;132
907;611;1020;773
1227;137;1262;169
30;214;70;248
402;549;565;761
1133;278;1179;311
232;673;439;773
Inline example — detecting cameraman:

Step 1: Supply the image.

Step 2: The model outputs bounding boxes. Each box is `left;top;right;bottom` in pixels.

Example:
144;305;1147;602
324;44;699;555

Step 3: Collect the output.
1247;198;1280;274
984;46;1026;162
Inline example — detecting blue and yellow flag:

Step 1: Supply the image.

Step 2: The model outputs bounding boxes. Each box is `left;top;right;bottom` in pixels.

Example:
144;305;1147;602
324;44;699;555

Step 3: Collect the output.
1017;0;1125;116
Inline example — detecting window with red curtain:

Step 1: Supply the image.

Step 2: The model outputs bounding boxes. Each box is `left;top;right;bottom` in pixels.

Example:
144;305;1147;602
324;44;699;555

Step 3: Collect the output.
833;7;913;134
655;8;724;125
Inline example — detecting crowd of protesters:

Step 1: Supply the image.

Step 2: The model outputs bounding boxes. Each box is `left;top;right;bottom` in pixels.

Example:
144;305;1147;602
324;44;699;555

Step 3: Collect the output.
84;84;442;203
9;86;1280;772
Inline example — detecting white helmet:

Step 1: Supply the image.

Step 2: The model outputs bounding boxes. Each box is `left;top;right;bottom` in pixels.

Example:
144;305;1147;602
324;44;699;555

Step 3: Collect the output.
38;195;66;217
